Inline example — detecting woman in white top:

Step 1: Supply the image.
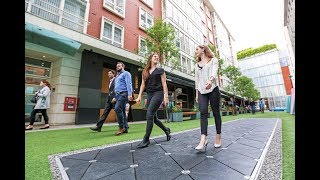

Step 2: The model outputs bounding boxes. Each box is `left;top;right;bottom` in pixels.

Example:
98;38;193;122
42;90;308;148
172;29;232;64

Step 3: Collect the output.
194;45;222;152
25;80;51;130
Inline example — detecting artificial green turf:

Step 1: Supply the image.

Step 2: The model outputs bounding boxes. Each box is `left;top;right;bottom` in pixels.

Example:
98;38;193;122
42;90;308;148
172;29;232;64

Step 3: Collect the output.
281;112;295;180
25;111;294;180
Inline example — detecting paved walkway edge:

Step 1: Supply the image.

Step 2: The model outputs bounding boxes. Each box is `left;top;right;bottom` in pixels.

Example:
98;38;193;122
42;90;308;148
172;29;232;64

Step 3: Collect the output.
249;118;280;180
48;118;274;180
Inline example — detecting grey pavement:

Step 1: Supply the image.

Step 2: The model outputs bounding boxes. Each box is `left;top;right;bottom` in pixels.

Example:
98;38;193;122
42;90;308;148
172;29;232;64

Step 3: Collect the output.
49;118;280;180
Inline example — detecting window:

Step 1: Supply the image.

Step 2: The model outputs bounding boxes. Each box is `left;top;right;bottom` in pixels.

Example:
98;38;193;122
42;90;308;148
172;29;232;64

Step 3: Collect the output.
175;29;180;48
62;0;86;32
209;32;214;43
181;55;187;73
166;1;172;19
101;17;124;48
139;7;153;30
103;0;126;18
207;17;212;31
25;57;52;117
138;36;148;56
140;0;153;8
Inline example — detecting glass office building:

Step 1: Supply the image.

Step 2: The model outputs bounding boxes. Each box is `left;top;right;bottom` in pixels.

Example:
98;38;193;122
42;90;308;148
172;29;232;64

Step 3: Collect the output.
238;49;287;110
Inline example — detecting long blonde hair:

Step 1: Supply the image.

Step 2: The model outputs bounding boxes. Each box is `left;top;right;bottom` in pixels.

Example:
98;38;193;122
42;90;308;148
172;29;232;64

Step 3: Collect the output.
196;45;214;62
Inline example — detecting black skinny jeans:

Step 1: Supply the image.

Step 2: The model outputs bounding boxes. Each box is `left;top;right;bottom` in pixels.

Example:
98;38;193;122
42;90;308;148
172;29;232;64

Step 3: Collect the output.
29;109;49;125
144;91;169;140
198;86;222;135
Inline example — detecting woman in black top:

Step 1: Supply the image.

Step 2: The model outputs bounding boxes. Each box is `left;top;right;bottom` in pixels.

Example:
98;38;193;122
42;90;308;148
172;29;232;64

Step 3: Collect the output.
134;52;171;148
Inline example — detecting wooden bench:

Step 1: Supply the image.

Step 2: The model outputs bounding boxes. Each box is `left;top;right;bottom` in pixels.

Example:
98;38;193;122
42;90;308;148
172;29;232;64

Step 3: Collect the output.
183;111;197;116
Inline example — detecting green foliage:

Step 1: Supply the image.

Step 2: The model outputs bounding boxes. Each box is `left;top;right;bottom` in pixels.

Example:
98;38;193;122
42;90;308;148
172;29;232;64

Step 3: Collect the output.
139;18;179;70
237;44;277;60
234;76;260;100
172;105;182;112
221;65;242;95
208;44;224;76
192;104;199;112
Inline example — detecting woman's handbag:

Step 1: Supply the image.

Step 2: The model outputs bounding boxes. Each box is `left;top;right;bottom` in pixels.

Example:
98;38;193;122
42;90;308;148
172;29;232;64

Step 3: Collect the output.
30;94;38;103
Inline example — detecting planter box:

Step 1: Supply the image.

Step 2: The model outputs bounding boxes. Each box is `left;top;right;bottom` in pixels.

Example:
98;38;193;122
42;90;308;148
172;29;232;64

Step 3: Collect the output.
170;112;183;122
222;111;228;116
190;112;200;120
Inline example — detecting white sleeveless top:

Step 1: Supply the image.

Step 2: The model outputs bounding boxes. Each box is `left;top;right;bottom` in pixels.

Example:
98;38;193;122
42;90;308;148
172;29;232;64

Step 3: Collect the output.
195;57;219;94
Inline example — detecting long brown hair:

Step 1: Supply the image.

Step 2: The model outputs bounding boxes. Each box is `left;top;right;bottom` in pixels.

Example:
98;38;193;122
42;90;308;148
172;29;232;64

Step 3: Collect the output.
196;45;214;62
42;80;51;90
142;52;157;81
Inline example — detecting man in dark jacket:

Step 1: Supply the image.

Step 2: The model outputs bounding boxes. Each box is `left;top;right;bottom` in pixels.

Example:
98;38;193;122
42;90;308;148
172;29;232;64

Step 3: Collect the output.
90;70;116;132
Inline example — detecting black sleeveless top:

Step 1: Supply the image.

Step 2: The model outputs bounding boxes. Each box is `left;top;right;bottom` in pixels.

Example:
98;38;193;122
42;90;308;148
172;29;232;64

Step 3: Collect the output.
145;68;165;93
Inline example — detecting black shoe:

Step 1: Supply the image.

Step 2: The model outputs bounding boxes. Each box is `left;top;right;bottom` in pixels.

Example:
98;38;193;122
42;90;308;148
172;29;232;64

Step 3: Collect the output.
124;129;128;133
165;128;171;141
90;126;101;132
137;139;150;148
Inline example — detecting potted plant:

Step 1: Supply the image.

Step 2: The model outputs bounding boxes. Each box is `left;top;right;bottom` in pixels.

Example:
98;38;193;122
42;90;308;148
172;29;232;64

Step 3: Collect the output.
190;104;200;120
170;104;183;122
221;106;227;116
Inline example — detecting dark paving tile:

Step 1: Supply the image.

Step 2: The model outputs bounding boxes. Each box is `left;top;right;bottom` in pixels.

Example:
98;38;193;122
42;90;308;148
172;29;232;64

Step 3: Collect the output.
60;157;90;168
237;138;266;149
190;158;246;180
58;118;277;180
227;143;263;159
99;167;135;180
221;134;241;141
135;155;183;180
243;134;269;142
212;149;257;176
133;149;166;165
65;162;90;180
64;149;100;161
160;144;195;155
170;153;207;170
174;174;194;180
95;148;133;164
80;161;131;180
175;136;201;146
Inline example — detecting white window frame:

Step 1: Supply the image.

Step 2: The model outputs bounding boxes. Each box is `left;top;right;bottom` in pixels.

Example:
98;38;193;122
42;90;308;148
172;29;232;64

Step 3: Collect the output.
139;7;154;30
103;0;126;18
100;17;124;48
138;36;148;56
140;0;153;9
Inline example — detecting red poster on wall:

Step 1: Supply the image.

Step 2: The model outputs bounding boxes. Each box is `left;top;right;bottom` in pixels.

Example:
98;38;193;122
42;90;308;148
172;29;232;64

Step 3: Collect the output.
64;97;77;111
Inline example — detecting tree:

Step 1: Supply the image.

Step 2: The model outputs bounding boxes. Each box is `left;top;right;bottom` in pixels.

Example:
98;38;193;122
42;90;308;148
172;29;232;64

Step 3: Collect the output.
208;44;224;86
235;76;261;105
221;65;242;96
139;18;179;70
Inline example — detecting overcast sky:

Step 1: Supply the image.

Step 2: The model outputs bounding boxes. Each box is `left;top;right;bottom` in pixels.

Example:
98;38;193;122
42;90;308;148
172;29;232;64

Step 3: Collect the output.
210;0;286;52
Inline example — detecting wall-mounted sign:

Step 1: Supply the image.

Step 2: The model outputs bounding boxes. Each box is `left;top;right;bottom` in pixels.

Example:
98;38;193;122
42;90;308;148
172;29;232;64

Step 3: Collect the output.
64;97;77;111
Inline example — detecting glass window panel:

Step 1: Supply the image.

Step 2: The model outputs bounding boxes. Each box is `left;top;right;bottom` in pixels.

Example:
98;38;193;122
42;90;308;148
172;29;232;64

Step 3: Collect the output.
147;14;153;28
25;65;50;77
103;22;112;39
166;1;172;18
25;57;51;68
114;26;122;43
25;76;43;85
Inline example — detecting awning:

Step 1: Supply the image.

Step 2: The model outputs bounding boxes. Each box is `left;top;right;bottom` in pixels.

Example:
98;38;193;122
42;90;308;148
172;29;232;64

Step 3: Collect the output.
25;23;81;56
166;73;195;88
